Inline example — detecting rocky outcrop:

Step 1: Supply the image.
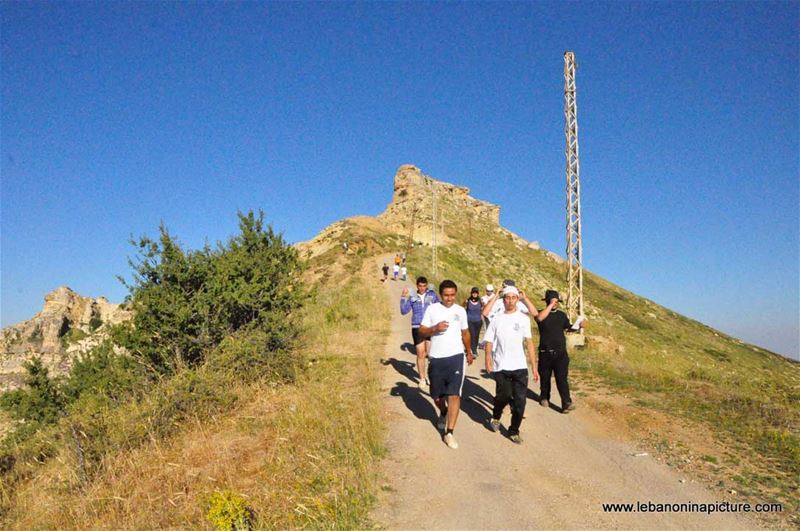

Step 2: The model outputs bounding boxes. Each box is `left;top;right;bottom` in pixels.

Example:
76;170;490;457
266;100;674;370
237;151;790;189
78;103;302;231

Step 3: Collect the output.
0;287;130;391
378;165;501;245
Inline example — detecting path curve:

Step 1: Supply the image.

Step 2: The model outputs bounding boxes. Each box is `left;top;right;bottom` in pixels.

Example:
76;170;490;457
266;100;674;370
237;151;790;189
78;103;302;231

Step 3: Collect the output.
372;256;755;530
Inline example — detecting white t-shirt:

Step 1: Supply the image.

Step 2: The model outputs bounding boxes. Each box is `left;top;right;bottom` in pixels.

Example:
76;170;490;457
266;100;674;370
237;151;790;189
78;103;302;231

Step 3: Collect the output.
420;303;469;359
484;310;532;372
393;264;400;273
487;298;529;321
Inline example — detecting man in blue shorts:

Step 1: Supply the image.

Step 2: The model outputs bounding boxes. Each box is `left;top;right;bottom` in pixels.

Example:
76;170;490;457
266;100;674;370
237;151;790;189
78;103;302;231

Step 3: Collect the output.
419;280;475;449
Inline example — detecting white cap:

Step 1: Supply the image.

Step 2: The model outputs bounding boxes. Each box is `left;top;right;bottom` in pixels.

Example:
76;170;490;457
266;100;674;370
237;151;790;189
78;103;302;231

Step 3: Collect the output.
502;286;520;297
486;284;495;292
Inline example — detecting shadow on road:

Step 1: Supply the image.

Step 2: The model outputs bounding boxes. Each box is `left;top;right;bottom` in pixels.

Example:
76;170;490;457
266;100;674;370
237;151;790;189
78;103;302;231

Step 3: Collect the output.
525;388;568;413
383;356;496;431
400;342;416;355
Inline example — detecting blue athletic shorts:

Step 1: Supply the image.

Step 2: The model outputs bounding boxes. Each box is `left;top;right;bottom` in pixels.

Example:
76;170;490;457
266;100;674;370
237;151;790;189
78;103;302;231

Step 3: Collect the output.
428;353;466;399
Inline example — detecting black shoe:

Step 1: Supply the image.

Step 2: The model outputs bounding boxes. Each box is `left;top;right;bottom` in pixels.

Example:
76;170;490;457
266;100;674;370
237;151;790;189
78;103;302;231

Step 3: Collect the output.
540;399;549;408
562;402;576;414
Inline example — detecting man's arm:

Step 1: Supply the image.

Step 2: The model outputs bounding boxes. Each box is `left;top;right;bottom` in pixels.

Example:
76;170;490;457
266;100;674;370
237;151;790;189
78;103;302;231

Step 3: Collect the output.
481;293;499;317
461;329;474;364
535;299;558;323
419;321;446;338
400;287;412;315
484;341;493;373
525;337;539;382
519;290;539;318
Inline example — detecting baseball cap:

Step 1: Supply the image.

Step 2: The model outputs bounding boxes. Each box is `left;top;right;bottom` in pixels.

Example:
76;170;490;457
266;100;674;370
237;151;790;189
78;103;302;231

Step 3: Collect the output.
485;284;495;292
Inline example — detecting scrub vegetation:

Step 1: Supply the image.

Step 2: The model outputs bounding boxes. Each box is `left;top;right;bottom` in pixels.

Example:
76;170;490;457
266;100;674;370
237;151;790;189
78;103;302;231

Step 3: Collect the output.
0;211;390;528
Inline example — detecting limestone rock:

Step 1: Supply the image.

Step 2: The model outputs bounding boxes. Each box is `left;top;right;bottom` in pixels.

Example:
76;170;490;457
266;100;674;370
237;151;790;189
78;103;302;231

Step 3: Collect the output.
0;287;130;391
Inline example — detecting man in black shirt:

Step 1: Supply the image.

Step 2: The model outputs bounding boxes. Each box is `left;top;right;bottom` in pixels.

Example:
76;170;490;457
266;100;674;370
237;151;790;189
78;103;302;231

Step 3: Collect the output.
534;290;586;413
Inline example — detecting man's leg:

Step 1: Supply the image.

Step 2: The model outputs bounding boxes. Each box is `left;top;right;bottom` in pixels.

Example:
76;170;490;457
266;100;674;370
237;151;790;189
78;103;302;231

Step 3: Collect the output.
446;395;461;430
468;320;482;356
415;341;428;385
508;369;529;435
538;352;554;402
553;351;572;407
492;371;513;421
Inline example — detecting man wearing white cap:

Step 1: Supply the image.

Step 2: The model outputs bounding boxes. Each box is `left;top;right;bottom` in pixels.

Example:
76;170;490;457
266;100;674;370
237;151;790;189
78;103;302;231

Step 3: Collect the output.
483;285;539;444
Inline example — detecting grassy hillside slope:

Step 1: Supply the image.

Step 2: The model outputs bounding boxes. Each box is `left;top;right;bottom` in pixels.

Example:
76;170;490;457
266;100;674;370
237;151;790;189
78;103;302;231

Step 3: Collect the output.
2;226;395;529
400;216;798;523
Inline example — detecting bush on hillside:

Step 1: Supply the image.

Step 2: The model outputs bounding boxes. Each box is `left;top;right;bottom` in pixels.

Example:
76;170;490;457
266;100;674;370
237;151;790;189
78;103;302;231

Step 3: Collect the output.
0;359;64;443
115;210;304;375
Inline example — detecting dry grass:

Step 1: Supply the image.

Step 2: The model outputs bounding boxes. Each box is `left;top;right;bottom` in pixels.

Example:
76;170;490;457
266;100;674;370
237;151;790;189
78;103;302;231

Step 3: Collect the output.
4;254;391;529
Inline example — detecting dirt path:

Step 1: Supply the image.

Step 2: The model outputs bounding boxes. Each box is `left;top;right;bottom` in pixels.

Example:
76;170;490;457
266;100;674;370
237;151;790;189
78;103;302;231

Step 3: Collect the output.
372;257;755;530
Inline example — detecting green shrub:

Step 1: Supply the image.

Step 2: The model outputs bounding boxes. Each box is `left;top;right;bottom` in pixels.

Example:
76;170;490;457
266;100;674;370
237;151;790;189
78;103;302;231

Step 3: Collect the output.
115;210;304;374
206;490;253;531
0;359;65;440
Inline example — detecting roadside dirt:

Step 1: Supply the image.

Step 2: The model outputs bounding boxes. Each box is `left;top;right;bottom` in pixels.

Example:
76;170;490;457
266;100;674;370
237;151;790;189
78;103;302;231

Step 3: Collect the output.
372;256;757;530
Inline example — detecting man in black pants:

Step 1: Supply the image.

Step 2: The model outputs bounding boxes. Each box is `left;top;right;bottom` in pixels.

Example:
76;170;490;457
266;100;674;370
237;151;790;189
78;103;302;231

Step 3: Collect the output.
484;286;539;443
534;290;586;413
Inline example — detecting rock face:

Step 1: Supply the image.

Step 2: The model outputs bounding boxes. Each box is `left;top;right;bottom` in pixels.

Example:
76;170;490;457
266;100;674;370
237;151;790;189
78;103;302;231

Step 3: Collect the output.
378;164;502;245
0;287;130;391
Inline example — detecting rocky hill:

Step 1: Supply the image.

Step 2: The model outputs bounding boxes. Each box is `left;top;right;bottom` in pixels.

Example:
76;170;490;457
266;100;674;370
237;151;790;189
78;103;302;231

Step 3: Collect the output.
0;287;129;390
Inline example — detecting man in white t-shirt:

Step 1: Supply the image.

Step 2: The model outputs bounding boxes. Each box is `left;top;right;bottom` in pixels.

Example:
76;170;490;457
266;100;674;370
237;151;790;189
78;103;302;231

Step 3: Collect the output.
483;285;539;444
419;279;475;449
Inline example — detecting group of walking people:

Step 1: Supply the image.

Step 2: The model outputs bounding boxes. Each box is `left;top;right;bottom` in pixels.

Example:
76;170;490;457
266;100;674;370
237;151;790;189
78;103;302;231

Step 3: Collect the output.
382;253;407;282
399;276;586;449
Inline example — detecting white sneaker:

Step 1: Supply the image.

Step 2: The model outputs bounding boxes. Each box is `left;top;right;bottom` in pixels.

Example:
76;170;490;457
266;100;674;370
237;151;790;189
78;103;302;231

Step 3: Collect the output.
443;433;459;449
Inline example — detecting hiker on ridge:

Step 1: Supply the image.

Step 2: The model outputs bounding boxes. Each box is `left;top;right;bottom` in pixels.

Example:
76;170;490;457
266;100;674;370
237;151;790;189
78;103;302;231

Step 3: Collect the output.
400;276;440;388
484;285;539;444
535;289;586;414
419;279;475;449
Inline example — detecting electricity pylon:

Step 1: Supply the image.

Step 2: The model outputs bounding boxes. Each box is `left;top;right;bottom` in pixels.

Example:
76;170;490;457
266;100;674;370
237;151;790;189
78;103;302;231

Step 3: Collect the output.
564;51;584;326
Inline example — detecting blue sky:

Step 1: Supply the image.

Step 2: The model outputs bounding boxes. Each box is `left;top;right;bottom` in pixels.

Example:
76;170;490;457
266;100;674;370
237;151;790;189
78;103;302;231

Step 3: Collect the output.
1;2;798;359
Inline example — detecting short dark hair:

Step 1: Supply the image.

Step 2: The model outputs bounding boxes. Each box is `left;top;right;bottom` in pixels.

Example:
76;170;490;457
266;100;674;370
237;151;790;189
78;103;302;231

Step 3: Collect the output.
439;279;458;294
416;276;428;285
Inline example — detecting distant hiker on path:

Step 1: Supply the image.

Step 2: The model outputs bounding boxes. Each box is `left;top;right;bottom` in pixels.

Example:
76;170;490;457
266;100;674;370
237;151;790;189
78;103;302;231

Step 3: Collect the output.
534;290;586;413
400;265;407;281
483;285;539;444
394;253;402;266
382;263;389;282
419;280;475;449
392;263;400;281
464;287;484;357
400;276;440;388
342;241;348;253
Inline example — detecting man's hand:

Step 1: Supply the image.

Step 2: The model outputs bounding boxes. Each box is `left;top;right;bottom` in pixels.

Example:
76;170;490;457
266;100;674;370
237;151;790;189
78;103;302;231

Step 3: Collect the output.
549;298;559;307
401;287;409;297
466;352;474;365
485;357;492;373
532;369;540;383
519;289;528;301
434;321;449;333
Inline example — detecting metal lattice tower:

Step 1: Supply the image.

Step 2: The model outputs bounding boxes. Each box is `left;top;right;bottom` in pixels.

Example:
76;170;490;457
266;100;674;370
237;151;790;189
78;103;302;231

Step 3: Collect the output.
431;182;438;279
564;51;584;324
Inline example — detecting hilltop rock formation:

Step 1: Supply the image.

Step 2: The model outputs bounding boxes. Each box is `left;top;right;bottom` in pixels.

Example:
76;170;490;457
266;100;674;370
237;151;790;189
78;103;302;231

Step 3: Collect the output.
0;287;129;390
378;164;501;245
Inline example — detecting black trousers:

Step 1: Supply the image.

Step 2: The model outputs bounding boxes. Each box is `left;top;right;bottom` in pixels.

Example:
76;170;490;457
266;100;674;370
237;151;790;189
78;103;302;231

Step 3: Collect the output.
538;350;571;405
467;320;482;355
492;369;529;435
